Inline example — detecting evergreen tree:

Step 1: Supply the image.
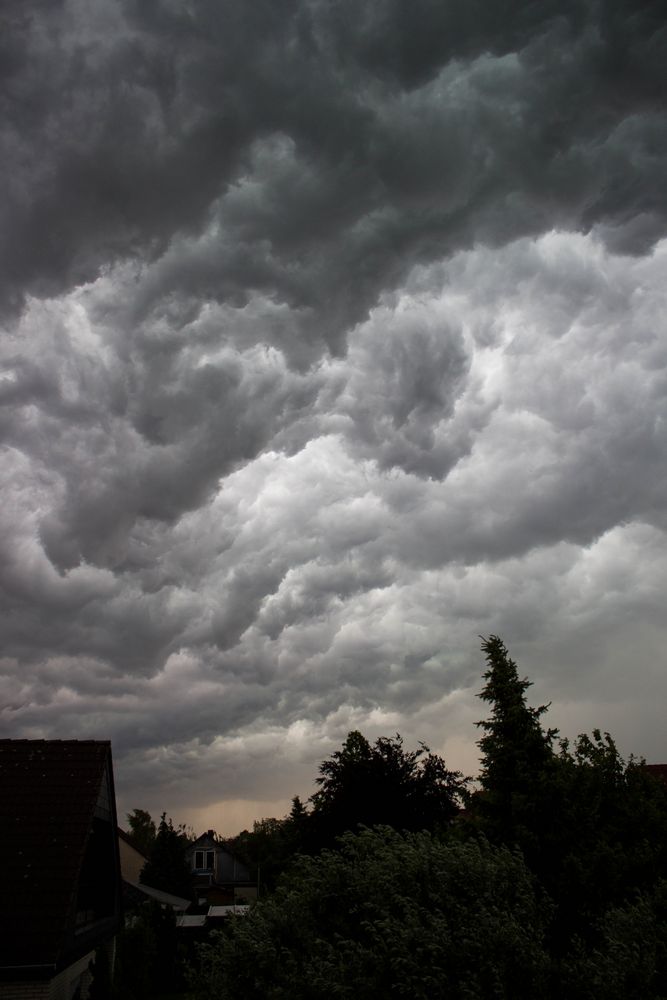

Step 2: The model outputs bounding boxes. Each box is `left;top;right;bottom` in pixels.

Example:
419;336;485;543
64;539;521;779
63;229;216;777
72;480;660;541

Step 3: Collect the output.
474;635;558;857
140;812;192;899
473;636;667;976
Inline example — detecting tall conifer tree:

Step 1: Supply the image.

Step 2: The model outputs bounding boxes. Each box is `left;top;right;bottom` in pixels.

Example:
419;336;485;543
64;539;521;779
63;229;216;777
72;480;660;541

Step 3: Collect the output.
475;635;557;853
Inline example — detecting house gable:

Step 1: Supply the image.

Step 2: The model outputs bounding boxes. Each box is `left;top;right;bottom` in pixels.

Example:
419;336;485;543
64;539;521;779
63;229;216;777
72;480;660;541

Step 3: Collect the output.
0;740;122;983
186;831;252;882
186;831;257;907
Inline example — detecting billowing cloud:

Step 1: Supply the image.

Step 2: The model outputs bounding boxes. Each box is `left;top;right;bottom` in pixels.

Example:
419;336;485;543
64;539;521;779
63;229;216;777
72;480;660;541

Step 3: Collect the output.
1;0;666;831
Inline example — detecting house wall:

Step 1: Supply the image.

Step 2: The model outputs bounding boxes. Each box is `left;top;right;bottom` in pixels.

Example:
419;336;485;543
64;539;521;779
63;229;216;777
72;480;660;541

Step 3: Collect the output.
47;951;95;1000
118;837;146;883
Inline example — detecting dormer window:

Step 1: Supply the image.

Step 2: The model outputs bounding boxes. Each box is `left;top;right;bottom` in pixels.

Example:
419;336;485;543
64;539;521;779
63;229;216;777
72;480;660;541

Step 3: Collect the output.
195;849;214;871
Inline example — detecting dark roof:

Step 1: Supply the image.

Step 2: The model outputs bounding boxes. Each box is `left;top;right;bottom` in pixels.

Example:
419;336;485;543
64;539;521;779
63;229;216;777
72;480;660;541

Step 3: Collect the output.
0;740;118;973
190;831;217;848
122;879;191;911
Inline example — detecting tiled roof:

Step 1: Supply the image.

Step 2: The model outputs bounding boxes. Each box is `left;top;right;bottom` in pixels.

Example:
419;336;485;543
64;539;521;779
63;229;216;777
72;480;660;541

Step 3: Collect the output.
0;740;112;971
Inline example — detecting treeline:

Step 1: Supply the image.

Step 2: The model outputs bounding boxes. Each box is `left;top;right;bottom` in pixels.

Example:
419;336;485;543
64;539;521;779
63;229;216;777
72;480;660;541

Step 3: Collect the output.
190;636;667;1000
226;728;469;891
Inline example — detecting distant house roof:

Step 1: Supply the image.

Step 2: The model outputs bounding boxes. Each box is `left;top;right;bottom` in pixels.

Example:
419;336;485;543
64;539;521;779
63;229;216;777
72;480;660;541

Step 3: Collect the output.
645;764;667;784
0;739;122;976
123;880;191;911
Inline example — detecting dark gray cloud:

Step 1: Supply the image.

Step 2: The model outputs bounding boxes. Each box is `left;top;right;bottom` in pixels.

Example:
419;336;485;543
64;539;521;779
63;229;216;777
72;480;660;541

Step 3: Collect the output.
2;0;665;324
1;0;666;830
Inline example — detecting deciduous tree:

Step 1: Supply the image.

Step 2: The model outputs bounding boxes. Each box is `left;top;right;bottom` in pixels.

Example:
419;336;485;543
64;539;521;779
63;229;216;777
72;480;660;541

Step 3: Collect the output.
191;827;550;1000
126;808;156;857
309;730;467;847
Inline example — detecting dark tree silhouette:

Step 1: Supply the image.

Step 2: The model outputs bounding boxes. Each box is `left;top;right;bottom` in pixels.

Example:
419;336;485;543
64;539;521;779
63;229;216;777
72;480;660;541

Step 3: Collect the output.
126;808;156;857
309;729;468;847
140;813;191;900
473;635;667;976
475;634;558;853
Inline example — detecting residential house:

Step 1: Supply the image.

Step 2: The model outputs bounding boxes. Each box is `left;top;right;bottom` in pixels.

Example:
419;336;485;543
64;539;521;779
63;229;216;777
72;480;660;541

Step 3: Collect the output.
117;826;194;923
0;740;123;1000
186;831;258;906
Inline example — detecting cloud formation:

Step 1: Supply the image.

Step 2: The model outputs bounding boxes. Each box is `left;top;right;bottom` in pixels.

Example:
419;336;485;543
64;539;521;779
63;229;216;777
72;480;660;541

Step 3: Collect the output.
2;0;666;830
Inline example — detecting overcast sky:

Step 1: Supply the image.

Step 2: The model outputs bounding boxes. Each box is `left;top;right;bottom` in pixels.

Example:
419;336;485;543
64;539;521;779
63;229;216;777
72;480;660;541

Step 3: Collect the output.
2;0;666;835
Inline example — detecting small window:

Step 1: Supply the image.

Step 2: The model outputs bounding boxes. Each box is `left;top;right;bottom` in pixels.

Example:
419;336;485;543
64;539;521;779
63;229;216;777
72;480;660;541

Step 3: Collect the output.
194;849;215;870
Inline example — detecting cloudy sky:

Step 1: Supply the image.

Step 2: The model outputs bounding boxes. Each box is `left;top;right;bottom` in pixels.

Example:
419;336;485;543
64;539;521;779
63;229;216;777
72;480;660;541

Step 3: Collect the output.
2;0;667;835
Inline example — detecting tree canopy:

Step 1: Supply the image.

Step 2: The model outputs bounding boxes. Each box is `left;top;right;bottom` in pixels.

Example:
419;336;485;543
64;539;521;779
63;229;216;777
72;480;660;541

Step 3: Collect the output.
126;808;157;857
474;634;561;861
471;635;667;967
191;827;550;1000
309;729;468;847
140;812;192;900
188;635;667;999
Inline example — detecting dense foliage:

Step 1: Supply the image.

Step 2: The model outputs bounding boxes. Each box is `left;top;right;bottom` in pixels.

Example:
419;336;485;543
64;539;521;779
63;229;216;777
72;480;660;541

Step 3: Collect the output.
472;637;667;966
145;635;667;999
227;733;468;888
309;729;468;845
191;827;550;1000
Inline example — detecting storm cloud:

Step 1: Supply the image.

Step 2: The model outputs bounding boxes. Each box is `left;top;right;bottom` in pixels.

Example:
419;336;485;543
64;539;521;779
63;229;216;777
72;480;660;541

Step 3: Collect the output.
1;0;666;830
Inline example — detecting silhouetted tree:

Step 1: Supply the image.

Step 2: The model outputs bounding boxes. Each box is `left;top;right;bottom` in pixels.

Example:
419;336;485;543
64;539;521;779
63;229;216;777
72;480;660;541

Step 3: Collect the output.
187;636;667;998
475;635;558;848
126;808;156;857
548;730;667;954
227;816;288;894
140;813;191;899
308;730;468;849
472;635;667;978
